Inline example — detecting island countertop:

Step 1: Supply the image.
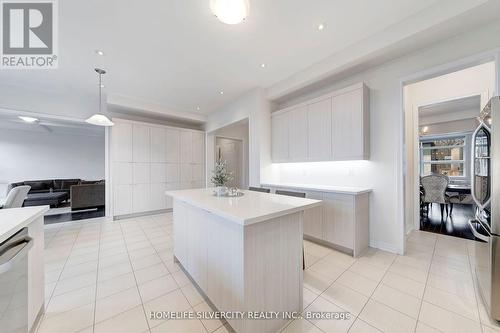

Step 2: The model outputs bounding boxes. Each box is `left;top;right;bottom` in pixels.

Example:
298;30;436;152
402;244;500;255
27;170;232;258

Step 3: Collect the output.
0;206;49;243
261;182;372;195
166;188;322;225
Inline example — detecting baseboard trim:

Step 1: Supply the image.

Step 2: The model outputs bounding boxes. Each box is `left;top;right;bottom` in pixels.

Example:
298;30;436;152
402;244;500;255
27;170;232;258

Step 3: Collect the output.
369;239;401;254
113;208;172;220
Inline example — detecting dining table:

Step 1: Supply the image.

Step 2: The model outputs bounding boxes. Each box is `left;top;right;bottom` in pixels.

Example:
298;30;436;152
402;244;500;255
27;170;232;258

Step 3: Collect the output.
446;184;472;194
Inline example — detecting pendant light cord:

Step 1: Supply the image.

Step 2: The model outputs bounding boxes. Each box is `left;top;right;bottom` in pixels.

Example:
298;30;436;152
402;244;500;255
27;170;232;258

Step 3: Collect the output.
98;72;102;114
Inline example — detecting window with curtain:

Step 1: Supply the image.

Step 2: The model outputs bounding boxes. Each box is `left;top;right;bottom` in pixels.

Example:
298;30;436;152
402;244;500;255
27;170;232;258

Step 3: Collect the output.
420;135;469;178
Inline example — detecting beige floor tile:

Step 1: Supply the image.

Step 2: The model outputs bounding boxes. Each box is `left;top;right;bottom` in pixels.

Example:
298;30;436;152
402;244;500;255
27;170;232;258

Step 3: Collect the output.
348;261;387;282
387;261;428;283
305;243;333;258
322;282;369;316
348;319;382;333
281;318;323;333
303;287;319;309
305;252;322;268
98;261;133;282
303;269;335;294
131;253;163;270
193;301;224;332
139;274;179;302
181;283;205;307
45;285;96;317
97;272;136;299
52;271;97;296
94;287;142;323
358;299;416;333
143;289;191;328
371;284;421;318
309;258;346;280
419;301;481;333
336;270;378;297
423;286;479;321
150;317;207;333
134;262;169;284
36;303;95;333
415;321;442;333
171;269;192;287
381;271;425;299
306;296;356;333
94;305;148;333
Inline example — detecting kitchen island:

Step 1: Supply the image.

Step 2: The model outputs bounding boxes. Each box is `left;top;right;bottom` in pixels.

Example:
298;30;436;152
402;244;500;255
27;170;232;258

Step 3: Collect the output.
0;206;48;333
165;188;321;333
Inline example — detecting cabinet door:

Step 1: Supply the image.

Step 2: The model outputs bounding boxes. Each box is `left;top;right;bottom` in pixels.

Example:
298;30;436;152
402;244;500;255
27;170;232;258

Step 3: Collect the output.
133;163;150;184
308;98;332;161
180;163;192;183
150;127;167;163
332;89;364;160
150;182;167;210
133;183;151;213
288;106;308;161
192;131;204;164
166;163;180;183
192;164;204;182
166;128;180;163
114;184;133;216
150;163;166;183
322;193;354;249
303;191;323;239
112;162;133;185
133;124;151;163
111;122;133;162
180;131;192;163
272;112;289;162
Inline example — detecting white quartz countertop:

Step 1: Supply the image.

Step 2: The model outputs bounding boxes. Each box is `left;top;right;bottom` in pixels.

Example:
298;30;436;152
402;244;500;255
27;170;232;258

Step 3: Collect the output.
165;188;322;225
261;182;372;195
0;206;49;243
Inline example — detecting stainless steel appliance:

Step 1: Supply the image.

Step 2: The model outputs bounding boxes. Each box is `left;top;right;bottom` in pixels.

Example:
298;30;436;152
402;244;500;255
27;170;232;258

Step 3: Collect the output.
469;96;500;320
0;228;33;333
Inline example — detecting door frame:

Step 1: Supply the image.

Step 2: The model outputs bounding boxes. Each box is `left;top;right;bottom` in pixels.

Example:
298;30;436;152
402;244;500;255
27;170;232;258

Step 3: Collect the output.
398;47;500;254
214;135;246;189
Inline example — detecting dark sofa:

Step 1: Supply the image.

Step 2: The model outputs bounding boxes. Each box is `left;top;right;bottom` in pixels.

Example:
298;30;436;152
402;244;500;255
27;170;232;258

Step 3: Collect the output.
8;179;105;209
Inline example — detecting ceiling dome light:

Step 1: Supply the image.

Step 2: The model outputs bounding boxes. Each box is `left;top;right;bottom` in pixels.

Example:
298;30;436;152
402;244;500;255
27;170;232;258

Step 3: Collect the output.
18;116;39;123
210;0;249;25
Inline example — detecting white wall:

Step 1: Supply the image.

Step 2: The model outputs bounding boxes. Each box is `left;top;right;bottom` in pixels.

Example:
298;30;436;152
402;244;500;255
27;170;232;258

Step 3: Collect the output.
0;128;105;196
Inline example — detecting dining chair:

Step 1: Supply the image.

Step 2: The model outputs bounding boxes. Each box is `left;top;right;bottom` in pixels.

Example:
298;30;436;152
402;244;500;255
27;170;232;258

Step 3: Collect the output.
2;185;31;209
421;175;451;220
275;189;306;269
248;186;271;193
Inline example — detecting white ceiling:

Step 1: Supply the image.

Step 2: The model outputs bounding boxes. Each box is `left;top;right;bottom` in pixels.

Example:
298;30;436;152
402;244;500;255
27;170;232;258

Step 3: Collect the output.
419;95;480;118
0;0;498;121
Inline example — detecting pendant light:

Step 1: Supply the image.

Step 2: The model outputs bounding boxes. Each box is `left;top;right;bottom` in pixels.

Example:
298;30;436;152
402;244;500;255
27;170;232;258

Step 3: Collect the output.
86;68;114;127
210;0;249;25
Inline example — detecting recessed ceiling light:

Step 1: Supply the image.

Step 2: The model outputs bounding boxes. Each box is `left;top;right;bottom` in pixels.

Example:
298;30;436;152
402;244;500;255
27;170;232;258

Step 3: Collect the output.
18;116;39;123
196;106;201;111
95;49;105;56
260;63;266;68
210;0;249;25
317;23;325;31
219;91;224;95
100;84;105;88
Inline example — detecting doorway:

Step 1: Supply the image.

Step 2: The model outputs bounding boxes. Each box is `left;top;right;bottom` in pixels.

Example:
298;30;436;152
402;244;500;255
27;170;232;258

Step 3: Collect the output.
403;61;496;240
206;118;249;189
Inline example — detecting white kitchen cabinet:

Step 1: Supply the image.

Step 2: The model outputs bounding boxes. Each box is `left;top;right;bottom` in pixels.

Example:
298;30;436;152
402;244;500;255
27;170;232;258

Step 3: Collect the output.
133;163;150;184
271;111;289;162
166;128;180;163
303;191;323;240
114;184;133;215
264;183;370;257
132;183;151;213
111;119;205;218
288;106;308;161
180;131;192;163
150;163;166;183
112;162;133;185
192;131;205;164
132;124;150;163
332;86;369;160
150;182;167;210
150;127;167;163
307;98;332;161
271;82;369;163
111;122;133;162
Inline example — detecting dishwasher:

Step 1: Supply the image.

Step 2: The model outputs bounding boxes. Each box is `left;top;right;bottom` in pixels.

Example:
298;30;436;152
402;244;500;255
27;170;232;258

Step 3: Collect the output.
0;228;33;333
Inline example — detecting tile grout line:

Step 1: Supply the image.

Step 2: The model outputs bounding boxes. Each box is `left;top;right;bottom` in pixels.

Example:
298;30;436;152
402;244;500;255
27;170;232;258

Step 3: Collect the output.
466;240;485;333
90;220;104;333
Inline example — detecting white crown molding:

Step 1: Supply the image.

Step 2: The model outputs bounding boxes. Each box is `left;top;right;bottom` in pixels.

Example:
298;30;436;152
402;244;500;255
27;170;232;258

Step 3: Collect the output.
107;94;206;123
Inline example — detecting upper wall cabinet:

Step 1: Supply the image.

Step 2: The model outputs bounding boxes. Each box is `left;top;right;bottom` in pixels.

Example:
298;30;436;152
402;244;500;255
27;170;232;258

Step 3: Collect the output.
150;127;167;163
111;122;133;162
133;124;151;163
271;83;369;163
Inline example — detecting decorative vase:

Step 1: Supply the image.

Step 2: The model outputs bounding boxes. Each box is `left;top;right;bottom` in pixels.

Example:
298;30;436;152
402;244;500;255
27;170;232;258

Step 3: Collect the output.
215;186;228;196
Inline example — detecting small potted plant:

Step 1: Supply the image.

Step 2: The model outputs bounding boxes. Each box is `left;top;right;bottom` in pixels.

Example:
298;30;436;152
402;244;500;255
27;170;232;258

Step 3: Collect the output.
211;160;233;196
